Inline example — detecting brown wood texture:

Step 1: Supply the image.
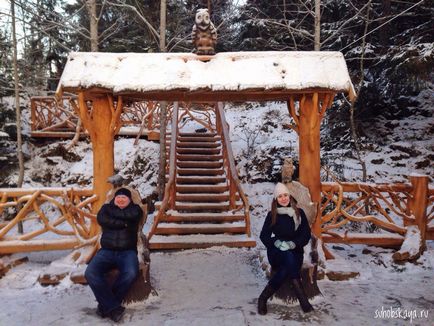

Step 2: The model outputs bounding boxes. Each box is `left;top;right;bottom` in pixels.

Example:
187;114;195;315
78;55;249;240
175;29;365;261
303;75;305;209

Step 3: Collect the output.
0;188;97;254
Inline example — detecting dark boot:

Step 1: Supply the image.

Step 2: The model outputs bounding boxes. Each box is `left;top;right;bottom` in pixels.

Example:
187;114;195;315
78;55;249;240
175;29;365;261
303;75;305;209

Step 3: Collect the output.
258;284;275;315
291;279;314;313
109;306;125;323
96;304;108;318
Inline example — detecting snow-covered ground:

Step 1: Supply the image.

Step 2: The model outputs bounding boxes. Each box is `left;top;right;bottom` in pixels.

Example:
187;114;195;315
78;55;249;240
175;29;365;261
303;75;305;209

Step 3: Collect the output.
0;237;433;325
0;182;433;325
0;99;433;325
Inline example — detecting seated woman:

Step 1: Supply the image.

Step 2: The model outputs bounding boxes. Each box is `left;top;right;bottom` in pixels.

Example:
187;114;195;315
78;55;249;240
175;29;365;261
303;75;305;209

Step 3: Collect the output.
258;182;314;315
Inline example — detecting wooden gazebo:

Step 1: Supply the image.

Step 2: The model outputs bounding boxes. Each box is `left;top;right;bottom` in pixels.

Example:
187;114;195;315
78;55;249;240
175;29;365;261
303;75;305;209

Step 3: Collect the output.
55;51;355;244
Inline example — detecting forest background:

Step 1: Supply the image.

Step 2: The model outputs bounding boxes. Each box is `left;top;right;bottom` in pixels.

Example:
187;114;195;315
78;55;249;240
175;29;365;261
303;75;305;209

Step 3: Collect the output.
0;0;432;186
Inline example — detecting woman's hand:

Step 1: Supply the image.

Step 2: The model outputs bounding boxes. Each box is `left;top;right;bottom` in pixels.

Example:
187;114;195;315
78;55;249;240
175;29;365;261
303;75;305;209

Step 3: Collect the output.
274;239;296;251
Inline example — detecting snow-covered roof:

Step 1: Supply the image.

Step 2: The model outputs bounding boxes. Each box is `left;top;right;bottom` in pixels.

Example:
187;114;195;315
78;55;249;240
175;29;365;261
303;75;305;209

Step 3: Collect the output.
57;51;355;100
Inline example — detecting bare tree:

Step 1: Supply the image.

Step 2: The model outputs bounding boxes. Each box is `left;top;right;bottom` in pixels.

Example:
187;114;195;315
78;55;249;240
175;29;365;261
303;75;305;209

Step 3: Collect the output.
11;0;24;233
314;0;320;50
85;0;98;52
348;0;372;183
157;0;167;200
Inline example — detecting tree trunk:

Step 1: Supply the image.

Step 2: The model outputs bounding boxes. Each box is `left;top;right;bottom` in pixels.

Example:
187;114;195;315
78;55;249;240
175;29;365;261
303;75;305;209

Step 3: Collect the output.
11;0;24;187
349;0;371;184
11;0;25;234
158;0;167;200
314;0;321;50
86;0;98;52
159;0;166;52
158;102;167;200
380;0;391;46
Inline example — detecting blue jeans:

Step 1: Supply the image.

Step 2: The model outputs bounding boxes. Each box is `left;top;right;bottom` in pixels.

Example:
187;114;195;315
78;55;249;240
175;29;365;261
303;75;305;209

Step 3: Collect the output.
267;247;303;290
85;249;139;314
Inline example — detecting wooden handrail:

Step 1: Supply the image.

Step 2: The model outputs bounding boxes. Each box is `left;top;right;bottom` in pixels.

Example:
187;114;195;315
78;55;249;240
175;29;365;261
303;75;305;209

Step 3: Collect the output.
148;102;179;239
321;182;414;193
216;102;251;237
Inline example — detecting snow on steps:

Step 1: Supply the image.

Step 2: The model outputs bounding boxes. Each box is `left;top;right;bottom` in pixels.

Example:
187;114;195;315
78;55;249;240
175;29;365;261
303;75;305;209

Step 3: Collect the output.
160;210;246;223
155;222;246;235
149;234;256;250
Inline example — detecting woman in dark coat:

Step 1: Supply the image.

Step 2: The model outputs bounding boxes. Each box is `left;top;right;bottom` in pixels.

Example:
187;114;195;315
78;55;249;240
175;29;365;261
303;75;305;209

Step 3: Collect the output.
258;182;314;315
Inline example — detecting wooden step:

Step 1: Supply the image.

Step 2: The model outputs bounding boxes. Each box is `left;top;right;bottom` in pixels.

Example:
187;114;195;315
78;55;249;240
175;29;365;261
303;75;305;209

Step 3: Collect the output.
177;161;223;169
149;234;256;250
176;193;231;202
178;136;221;142
160;211;245;223
176;176;226;184
176;184;229;194
179;132;217;137
175;201;233;212
177;168;224;176
177;154;223;161
177;142;221;148
177;148;221;155
154;222;246;235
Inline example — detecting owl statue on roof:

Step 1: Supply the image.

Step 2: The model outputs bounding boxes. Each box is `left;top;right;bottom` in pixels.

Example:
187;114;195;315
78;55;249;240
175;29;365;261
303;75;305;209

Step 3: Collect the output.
191;8;217;55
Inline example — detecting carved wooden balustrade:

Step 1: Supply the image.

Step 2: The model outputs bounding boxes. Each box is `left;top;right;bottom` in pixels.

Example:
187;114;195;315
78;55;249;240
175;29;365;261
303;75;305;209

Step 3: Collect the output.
320;175;433;251
0;188;98;254
216;102;252;237
177;102;217;132
30;96;163;139
31;96;82;138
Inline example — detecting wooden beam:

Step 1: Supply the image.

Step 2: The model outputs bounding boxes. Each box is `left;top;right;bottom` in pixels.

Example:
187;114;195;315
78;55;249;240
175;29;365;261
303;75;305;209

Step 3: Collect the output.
298;93;322;237
62;88;338;102
322;233;403;249
408;175;429;247
0;239;81;254
89;95;115;217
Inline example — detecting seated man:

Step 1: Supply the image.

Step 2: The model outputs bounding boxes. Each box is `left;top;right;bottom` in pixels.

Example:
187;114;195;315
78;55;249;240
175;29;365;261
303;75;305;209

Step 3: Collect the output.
85;188;143;322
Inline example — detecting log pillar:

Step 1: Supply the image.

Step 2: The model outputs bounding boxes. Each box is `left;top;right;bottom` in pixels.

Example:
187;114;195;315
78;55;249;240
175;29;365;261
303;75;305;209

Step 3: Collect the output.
298;93;322;238
408;175;429;248
91;96;115;212
76;92;123;235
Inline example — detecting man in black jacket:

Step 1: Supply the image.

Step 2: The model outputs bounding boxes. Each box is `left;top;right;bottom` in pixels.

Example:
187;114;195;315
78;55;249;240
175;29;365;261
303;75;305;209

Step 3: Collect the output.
85;188;142;322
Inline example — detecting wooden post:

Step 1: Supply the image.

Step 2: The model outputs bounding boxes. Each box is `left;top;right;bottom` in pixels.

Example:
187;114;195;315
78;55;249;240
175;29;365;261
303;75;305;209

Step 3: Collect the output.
91;96;114;211
298;93;322;237
77;92;123;235
408;175;429;248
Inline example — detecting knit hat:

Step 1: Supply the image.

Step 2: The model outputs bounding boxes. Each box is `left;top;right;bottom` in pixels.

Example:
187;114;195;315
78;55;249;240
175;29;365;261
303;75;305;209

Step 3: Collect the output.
114;188;132;199
274;182;289;199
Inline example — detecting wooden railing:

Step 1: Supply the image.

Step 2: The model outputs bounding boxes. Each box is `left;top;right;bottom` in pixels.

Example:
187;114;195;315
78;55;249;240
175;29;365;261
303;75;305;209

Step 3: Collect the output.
0;188;98;253
216;102;252;237
31;96;82;138
30;96;162;138
148;102;179;239
177;102;216;132
320;175;433;248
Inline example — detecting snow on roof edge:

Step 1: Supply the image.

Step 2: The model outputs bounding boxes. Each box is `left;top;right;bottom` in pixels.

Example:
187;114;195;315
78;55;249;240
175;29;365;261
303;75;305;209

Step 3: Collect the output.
57;51;355;98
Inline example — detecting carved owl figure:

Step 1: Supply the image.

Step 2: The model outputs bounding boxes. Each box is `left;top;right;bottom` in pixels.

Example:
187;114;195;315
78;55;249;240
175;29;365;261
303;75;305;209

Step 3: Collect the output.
281;157;295;183
191;8;217;55
281;157;317;224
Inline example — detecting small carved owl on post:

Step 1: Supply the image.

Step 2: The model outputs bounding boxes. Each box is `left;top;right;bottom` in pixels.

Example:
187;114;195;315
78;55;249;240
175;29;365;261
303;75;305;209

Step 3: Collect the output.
281;157;295;183
191;8;217;55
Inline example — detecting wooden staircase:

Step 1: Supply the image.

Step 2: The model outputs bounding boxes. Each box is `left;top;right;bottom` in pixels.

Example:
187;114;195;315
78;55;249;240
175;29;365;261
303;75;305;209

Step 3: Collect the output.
148;103;256;250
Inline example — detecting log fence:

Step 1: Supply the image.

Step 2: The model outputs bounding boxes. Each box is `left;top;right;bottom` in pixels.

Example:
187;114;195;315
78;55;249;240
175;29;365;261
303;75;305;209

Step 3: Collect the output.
320;175;433;255
0;188;97;254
